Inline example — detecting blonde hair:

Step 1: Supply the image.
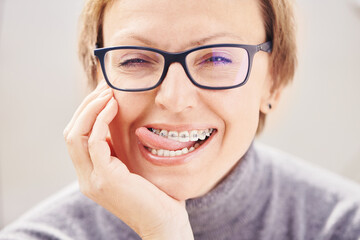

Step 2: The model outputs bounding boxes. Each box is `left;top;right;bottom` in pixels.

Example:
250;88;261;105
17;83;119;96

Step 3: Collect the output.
78;0;297;134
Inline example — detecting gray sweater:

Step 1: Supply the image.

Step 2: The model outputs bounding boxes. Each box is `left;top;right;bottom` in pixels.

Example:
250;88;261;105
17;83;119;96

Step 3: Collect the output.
1;142;360;240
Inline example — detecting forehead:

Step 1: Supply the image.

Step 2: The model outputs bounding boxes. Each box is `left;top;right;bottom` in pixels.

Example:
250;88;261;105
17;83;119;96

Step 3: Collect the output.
103;0;265;50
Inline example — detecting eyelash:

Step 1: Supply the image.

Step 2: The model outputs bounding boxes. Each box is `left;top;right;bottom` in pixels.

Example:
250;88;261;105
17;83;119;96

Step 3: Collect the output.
118;56;232;68
203;56;232;64
120;58;149;67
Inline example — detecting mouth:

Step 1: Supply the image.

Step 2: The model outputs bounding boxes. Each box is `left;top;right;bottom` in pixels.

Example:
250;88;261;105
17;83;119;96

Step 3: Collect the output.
146;127;214;156
135;126;217;166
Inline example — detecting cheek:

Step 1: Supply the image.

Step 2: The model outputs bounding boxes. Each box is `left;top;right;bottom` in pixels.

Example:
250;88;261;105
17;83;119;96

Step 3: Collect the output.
209;85;261;128
207;67;266;151
206;54;268;124
113;92;151;126
224;92;259;138
109;93;153;159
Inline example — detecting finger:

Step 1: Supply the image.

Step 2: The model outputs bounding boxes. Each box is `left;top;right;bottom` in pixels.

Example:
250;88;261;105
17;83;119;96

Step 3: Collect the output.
70;90;113;136
88;98;118;169
64;81;108;137
65;92;113;180
66;135;94;180
64;81;109;137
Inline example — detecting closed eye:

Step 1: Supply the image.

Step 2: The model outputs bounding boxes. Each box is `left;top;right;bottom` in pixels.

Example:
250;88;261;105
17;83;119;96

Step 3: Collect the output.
119;58;151;68
203;56;232;65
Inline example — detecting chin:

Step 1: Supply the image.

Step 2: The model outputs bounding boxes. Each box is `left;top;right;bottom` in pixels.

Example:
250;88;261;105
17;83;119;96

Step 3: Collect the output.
159;185;202;201
145;173;207;201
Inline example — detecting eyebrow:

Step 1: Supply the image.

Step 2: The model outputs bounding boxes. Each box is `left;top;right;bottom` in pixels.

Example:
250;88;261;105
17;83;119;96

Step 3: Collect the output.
111;32;245;50
185;33;245;48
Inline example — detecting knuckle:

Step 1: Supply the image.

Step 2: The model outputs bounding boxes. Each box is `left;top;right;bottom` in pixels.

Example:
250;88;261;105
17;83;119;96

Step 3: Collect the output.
84;174;106;197
63;128;68;139
92;179;106;194
87;137;97;150
64;133;75;145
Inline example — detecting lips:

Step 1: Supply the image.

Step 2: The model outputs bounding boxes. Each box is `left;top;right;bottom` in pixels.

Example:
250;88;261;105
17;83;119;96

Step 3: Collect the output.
135;127;195;151
135;125;217;166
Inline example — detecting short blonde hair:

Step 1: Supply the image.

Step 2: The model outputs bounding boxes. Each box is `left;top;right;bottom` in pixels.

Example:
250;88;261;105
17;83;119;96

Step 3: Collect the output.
78;0;297;134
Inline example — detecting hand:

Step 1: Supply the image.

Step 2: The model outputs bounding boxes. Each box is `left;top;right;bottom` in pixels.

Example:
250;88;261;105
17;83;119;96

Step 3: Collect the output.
63;82;194;240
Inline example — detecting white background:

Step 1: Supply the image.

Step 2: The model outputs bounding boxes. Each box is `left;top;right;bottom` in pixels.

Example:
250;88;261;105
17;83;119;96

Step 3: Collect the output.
1;0;360;228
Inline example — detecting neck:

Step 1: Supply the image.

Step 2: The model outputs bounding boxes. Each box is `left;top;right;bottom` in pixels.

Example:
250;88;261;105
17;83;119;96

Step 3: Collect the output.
185;142;267;234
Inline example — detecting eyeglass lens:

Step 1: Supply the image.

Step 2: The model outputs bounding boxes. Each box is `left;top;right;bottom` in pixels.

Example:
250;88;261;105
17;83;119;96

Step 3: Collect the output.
104;47;249;90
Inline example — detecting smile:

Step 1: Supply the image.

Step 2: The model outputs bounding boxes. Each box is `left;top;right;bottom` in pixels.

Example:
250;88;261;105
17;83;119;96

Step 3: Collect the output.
135;126;217;166
145;127;214;157
149;127;214;142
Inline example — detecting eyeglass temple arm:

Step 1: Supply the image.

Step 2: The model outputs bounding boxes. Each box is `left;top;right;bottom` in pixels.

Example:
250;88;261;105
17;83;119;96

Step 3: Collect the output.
257;41;272;53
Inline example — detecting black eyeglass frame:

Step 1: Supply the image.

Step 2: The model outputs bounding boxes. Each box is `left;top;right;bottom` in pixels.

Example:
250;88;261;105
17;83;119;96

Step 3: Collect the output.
94;41;272;92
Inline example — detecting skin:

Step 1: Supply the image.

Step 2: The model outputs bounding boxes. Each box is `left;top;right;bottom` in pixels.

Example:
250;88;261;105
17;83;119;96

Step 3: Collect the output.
64;0;282;238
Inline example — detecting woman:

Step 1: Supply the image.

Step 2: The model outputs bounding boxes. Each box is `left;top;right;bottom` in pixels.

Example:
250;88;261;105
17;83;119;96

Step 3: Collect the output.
1;0;360;239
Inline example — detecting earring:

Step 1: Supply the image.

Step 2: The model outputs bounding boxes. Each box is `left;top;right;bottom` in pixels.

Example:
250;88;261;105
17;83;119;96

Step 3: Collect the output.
268;103;272;109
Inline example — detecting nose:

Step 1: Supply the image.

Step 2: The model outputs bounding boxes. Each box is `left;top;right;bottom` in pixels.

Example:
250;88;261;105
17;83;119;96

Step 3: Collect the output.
155;63;197;113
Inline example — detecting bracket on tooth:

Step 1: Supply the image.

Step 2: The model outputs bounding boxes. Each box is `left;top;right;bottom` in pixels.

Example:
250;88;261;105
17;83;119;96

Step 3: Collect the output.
179;131;190;142
148;128;161;135
168;131;179;141
159;129;168;137
198;130;207;140
148;128;215;142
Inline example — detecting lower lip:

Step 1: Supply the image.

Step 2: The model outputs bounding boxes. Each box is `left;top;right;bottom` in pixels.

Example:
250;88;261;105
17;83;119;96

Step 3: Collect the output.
137;131;217;166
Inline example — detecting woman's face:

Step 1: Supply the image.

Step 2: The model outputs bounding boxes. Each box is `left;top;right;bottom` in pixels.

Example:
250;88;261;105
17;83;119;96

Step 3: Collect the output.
102;0;273;200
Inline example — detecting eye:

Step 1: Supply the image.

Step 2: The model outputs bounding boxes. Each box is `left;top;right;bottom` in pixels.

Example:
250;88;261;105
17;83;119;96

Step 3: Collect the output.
119;58;150;68
203;56;232;65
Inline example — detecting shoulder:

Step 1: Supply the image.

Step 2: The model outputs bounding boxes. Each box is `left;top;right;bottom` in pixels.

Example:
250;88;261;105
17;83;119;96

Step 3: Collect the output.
0;182;140;240
253;142;360;199
252;142;360;239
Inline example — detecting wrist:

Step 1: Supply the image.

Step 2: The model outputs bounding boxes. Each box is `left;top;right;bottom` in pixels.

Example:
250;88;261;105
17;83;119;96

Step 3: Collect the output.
141;213;194;240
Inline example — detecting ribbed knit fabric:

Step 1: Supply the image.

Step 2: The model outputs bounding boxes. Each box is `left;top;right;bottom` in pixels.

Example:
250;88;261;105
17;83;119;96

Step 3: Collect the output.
1;142;360;240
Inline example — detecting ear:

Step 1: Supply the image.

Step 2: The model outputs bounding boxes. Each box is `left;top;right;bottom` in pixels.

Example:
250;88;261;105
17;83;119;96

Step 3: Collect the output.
259;75;284;114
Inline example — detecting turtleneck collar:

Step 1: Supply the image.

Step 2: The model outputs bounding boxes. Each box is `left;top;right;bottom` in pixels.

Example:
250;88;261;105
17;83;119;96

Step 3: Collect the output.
185;142;267;234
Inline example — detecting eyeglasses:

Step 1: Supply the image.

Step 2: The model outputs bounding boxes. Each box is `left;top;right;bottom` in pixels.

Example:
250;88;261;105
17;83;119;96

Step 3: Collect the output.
94;42;272;92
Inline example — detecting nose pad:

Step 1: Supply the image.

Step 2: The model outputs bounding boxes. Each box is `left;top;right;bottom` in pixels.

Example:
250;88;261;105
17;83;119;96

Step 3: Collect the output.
154;63;196;113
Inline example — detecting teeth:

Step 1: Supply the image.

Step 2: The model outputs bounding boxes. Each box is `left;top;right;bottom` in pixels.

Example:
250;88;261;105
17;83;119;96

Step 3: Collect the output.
169;151;176;157
159;130;168;137
146;139;206;157
198;130;207;140
205;129;210;137
157;149;164;156
168;131;179;141
189;130;199;141
151;128;160;134
150;128;215;142
181;148;188;154
175;150;182;156
179;131;190;142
